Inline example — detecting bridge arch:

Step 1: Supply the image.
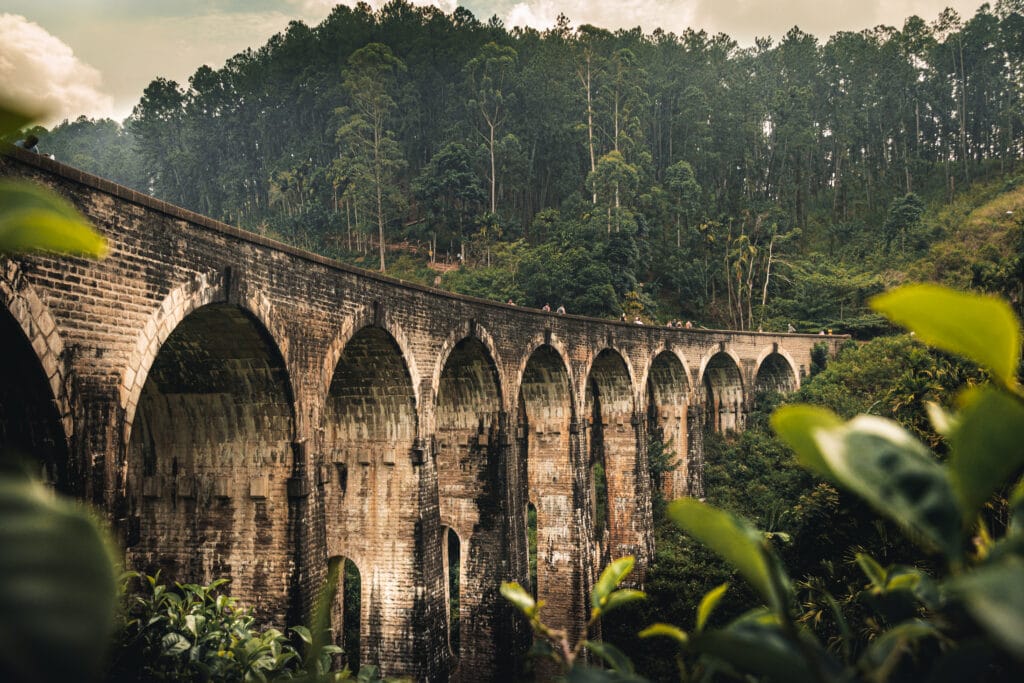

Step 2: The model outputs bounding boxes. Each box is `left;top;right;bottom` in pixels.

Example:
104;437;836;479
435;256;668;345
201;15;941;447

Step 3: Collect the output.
644;348;693;500
516;343;578;634
321;322;422;675
434;333;504;674
123;299;298;623
583;348;643;565
753;345;800;398
320;306;422;431
699;348;745;433
0;264;72;488
430;322;504;418
120;271;297;449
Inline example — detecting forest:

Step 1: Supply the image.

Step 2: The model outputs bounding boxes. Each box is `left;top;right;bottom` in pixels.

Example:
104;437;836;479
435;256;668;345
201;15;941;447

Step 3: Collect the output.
28;0;1024;333
4;2;1024;682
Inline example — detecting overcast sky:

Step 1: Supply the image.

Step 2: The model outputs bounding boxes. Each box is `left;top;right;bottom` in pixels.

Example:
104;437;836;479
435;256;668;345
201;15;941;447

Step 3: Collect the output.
0;0;988;125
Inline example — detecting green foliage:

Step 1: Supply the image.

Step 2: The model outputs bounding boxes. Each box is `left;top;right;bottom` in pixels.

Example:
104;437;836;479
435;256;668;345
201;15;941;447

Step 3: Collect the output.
107;574;305;682
553;284;1024;682
0;102;114;683
41;3;1024;325
502;555;645;678
872;284;1020;389
0;474;119;683
1;102;106;258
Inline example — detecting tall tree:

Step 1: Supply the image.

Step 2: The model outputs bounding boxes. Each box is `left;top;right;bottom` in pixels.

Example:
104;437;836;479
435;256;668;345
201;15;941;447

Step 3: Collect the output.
336;43;407;272
465;42;518;216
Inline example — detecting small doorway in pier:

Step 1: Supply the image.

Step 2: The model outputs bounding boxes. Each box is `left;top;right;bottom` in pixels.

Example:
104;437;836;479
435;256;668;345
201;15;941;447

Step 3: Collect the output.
328;556;361;674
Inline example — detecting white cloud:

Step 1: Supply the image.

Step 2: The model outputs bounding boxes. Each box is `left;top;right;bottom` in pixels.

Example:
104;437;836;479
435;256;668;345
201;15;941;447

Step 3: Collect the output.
506;1;559;30
0;14;114;124
497;0;986;43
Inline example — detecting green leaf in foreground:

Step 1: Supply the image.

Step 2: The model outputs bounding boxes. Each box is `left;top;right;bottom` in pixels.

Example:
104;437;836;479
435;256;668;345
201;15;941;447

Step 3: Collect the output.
0;475;119;683
638;623;689;645
947;386;1024;527
0;181;106;257
946;558;1024;659
501;581;537;618
871;284;1021;388
815;415;963;562
696;583;729;632
667;498;787;613
592;556;635;611
771;404;844;479
599;589;645;616
691;611;824;683
0;102;38;138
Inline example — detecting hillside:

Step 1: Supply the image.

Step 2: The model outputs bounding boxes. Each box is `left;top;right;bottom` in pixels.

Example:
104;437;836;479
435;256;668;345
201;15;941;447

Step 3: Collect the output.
26;0;1024;333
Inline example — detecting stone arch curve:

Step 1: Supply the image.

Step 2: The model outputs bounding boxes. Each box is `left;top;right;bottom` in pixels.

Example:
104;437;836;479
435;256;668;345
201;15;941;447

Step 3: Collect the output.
583;347;649;568
510;333;575;411
320;306;422;419
698;347;746;433
430;321;505;422
697;346;744;386
0;261;72;444
753;345;801;393
637;345;695;406
120;271;296;448
579;345;638;412
644;347;694;499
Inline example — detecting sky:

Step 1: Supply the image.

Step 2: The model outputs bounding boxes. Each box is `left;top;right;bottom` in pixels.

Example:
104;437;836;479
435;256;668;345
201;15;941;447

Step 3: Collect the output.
0;0;989;126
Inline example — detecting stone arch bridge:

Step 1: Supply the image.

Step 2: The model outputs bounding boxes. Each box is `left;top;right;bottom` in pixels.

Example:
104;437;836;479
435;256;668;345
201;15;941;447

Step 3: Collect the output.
1;150;842;681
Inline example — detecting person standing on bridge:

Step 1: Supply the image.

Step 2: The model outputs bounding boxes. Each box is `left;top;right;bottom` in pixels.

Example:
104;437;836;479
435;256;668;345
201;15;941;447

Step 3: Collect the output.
556;304;566;315
542;303;551;312
14;134;39;153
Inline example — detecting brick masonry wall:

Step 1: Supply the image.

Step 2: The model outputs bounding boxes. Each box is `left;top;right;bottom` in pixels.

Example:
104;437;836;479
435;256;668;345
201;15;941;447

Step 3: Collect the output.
0;149;846;681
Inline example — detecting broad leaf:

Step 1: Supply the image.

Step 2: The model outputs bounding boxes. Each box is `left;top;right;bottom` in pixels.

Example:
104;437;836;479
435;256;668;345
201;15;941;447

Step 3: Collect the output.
0;475;118;683
501;581;537;618
667;499;788;613
771;405;843;479
814;415;963;561
947;386;1024;526
946;558;1024;659
161;632;191;656
692;611;831;683
0;102;37;138
592;556;635;611
855;553;887;592
871;284;1021;388
599;589;645;616
638;623;688;645
0;181;106;257
696;583;729;632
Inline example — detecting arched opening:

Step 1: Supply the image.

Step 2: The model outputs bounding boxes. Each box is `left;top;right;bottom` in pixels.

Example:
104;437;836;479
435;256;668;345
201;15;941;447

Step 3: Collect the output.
323;325;418;673
585;350;642;564
0;307;68;487
702;352;745;433
518;345;576;632
125;303;296;622
645;351;690;501
435;337;502;674
755;352;798;400
328;556;361;674
441;526;461;658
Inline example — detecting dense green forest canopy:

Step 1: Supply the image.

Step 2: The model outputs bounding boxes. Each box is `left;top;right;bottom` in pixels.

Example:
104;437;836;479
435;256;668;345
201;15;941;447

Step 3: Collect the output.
30;0;1024;331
